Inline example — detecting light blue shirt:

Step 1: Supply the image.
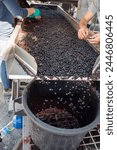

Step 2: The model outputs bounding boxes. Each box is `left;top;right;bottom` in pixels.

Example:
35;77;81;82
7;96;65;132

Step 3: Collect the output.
88;0;100;22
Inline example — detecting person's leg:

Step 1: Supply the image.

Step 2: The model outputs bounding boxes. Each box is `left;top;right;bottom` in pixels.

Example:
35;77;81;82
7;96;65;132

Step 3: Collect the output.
0;40;11;91
0;59;10;90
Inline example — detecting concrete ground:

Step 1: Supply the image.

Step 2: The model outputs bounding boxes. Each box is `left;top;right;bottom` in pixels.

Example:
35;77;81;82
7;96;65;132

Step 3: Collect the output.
0;83;22;150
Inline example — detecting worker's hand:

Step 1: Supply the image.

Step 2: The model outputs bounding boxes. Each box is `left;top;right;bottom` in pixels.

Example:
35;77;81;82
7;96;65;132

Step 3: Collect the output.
87;33;100;44
28;8;41;19
78;27;89;40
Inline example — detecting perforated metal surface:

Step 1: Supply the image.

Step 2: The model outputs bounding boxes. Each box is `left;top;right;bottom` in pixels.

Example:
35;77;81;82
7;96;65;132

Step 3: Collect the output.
77;125;100;150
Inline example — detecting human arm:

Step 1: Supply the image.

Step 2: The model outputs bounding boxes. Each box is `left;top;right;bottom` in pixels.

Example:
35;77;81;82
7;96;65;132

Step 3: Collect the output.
78;11;94;40
2;0;40;18
78;0;100;41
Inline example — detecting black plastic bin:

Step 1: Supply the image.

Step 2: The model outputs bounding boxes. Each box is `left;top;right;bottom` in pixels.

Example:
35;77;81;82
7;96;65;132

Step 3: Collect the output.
22;80;100;150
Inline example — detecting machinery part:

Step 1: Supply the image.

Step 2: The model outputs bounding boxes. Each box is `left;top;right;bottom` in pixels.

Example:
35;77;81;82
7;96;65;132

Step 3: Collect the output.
13;96;26;116
92;55;100;75
6;44;37;80
17;4;99;80
5;3;99;81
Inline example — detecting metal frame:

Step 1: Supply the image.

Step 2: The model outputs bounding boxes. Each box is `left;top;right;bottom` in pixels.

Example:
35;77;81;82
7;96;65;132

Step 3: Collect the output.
78;126;100;150
6;3;99;82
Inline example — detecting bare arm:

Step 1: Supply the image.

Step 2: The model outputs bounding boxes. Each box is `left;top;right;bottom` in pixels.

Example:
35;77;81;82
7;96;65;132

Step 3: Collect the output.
78;0;100;44
78;11;94;40
79;11;94;28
